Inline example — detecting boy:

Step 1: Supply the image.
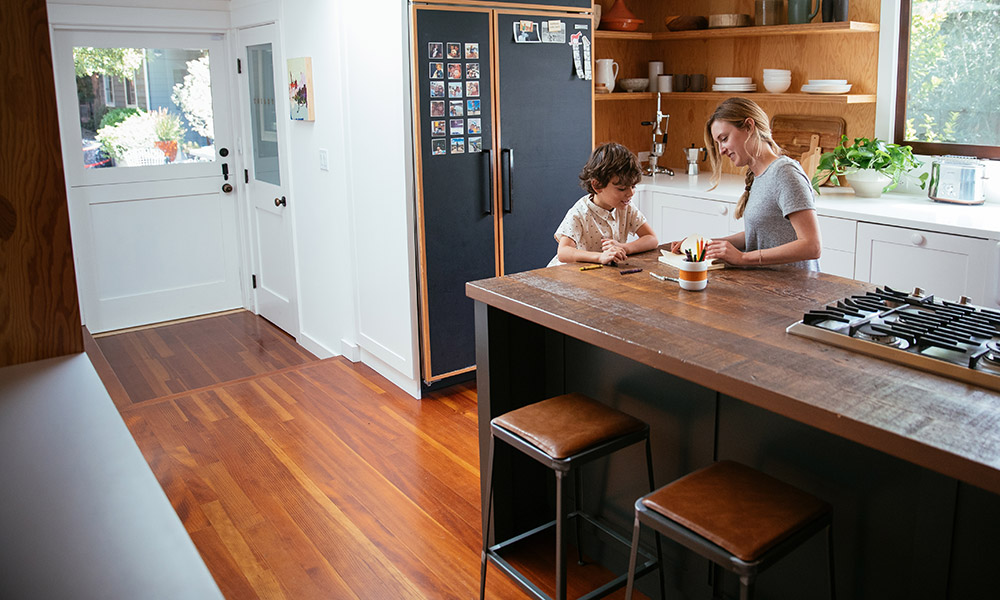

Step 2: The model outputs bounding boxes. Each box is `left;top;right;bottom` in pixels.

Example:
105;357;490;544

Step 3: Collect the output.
548;142;658;266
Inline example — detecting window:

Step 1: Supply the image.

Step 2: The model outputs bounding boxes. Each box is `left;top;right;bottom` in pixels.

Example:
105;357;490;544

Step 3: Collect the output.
74;47;215;169
895;0;1000;158
103;75;115;106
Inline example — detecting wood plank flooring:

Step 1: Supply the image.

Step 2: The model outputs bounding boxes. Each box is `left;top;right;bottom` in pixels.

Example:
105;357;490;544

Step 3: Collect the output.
90;312;647;599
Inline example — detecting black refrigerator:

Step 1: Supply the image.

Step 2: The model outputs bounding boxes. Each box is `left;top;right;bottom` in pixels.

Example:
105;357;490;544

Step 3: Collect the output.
411;1;593;384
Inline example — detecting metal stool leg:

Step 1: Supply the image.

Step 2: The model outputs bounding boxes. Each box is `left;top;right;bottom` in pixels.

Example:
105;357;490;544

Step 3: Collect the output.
574;469;585;566
555;470;568;600
645;437;665;600
624;511;642;600
479;435;495;600
739;575;755;600
827;523;836;600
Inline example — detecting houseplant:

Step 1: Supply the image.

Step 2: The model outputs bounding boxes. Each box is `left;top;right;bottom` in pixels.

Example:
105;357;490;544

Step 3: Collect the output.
811;135;928;197
152;108;186;162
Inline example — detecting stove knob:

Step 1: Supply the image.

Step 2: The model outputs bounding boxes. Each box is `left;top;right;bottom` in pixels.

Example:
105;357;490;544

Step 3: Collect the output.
959;295;973;305
912;286;925;298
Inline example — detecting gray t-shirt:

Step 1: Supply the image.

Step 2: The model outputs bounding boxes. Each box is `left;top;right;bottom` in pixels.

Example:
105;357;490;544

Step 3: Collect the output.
742;155;820;271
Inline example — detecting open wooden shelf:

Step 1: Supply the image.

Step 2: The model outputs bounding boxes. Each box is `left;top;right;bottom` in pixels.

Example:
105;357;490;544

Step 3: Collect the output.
595;91;877;104
595;21;878;41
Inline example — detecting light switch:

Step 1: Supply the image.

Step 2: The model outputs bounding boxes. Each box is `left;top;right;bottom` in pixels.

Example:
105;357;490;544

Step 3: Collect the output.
319;148;329;171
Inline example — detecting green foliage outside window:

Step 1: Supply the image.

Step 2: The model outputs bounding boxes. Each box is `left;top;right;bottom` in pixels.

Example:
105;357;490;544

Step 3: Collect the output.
905;0;1000;147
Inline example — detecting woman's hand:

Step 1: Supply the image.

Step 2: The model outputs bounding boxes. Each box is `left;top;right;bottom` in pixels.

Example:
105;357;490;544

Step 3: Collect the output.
704;239;748;265
668;240;683;254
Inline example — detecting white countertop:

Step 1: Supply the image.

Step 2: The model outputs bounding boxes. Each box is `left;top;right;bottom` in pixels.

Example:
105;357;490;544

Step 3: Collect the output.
639;173;1000;239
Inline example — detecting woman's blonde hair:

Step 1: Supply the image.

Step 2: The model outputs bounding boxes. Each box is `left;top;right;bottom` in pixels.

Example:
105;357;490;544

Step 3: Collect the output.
703;97;783;219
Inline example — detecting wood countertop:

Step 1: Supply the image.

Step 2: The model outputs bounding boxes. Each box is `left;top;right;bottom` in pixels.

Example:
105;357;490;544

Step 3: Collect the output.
467;250;1000;496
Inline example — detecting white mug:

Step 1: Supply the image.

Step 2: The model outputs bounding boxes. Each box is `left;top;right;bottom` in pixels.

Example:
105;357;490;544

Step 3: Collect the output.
648;61;663;91
595;58;619;92
658;74;673;92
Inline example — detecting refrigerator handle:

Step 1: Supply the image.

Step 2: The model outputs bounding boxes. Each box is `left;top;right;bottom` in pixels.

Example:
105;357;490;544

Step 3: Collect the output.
502;148;513;213
482;148;493;215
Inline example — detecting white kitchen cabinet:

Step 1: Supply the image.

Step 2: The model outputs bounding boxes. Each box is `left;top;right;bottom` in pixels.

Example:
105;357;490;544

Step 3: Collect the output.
647;191;740;245
817;215;857;279
855;222;1000;308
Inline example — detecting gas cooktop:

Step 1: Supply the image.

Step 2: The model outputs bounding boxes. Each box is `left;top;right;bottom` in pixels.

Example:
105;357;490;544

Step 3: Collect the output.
787;286;1000;392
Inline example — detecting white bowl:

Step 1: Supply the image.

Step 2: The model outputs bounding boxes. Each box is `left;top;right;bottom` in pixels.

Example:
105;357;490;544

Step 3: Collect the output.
618;77;649;92
763;80;790;93
763;69;791;75
763;76;791;82
808;79;847;85
845;169;891;197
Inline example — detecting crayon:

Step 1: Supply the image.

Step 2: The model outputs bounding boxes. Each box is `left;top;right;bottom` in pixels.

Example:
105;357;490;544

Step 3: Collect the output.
619;268;642;275
580;264;603;271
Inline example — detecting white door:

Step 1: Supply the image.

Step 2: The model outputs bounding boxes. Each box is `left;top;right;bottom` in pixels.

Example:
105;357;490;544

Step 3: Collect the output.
238;25;298;335
52;29;242;333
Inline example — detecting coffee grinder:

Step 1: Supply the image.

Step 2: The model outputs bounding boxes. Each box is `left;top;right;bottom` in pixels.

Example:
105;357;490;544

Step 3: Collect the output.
642;93;674;176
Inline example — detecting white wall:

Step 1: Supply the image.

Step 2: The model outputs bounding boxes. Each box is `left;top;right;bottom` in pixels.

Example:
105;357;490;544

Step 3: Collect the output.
234;0;421;396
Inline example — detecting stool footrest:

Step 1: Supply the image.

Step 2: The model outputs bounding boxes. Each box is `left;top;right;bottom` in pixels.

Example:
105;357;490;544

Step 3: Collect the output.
487;511;659;600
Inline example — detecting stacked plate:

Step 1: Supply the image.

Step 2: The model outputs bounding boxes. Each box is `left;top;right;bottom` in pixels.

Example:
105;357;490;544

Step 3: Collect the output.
762;69;791;93
712;76;756;92
801;79;852;94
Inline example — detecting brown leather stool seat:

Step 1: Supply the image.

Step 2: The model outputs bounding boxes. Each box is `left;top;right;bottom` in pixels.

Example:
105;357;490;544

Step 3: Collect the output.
480;393;664;600
625;460;835;600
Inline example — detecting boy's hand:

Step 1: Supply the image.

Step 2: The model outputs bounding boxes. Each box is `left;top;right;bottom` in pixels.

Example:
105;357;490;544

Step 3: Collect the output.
598;247;620;264
601;239;628;262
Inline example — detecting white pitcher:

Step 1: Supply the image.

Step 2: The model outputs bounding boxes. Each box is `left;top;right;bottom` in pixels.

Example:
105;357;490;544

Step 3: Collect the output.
595;58;619;92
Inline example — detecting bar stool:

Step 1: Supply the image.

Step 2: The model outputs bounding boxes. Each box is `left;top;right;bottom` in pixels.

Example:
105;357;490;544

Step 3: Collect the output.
625;460;835;600
480;393;664;600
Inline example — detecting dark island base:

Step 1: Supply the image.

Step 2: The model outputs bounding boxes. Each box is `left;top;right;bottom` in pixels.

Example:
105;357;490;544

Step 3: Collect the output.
476;302;1000;599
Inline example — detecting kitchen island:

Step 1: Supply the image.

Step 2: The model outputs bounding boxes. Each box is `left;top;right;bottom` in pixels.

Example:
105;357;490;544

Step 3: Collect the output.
468;250;1000;599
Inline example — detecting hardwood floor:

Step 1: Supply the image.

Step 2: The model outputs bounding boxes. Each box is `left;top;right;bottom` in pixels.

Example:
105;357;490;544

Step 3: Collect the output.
89;312;647;599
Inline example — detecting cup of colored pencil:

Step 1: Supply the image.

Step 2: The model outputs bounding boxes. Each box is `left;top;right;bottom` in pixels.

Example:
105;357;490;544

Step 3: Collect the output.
679;237;709;291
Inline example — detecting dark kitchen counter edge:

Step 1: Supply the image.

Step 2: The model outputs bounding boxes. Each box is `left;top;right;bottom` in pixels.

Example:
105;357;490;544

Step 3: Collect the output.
467;253;1000;496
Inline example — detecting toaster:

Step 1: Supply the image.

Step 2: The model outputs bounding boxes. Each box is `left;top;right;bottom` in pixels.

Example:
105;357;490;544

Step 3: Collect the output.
928;156;987;205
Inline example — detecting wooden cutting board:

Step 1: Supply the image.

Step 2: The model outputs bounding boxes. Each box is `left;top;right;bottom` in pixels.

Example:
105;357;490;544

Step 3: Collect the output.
770;115;846;156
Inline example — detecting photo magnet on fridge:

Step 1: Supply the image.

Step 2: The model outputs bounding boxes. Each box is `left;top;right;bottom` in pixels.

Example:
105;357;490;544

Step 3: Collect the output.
466;99;481;116
450;138;465;154
541;21;566;43
430;100;445;117
431;138;447;155
465;43;479;59
466;63;480;79
514;21;541;43
467;118;481;135
428;42;443;59
446;42;461;59
449;119;465;136
448;82;463;98
468;137;483;153
449;100;464;117
448;63;463;80
465;81;480;97
431;120;446;136
430;81;445;98
429;62;443;79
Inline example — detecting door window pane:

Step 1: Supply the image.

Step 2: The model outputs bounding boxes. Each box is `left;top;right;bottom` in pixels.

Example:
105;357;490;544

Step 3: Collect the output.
247;43;280;185
74;47;216;168
899;0;1000;153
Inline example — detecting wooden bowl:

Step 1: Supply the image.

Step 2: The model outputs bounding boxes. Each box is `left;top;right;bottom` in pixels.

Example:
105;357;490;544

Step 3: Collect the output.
708;13;752;28
665;15;708;31
600;17;644;31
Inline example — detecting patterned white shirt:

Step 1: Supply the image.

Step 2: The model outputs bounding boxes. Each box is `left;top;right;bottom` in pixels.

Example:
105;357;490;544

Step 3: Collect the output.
547;194;648;266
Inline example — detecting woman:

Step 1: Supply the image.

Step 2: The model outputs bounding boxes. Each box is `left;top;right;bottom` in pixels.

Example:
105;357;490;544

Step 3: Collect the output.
673;97;821;270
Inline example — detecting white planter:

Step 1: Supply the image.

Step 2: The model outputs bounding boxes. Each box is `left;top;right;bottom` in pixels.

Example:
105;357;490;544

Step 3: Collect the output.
845;169;891;198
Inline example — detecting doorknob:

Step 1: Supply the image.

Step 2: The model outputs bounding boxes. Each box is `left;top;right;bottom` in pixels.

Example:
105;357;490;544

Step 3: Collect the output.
274;196;286;207
222;183;233;193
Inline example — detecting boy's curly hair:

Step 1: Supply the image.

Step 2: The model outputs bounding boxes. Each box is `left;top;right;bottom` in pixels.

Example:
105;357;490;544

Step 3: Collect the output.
579;142;642;194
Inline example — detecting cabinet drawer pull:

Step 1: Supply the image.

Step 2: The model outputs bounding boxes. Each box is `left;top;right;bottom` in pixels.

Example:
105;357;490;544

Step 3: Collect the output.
717;204;728;216
910;233;926;246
